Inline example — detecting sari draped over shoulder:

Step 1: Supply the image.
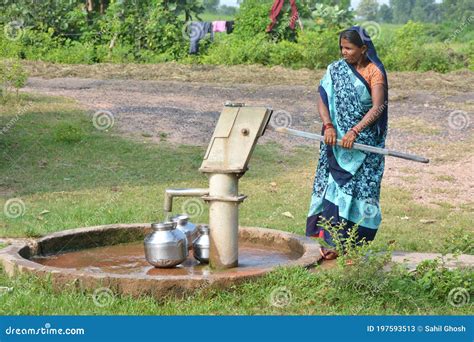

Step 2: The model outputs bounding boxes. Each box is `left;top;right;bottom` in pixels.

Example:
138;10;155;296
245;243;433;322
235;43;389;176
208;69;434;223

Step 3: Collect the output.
306;26;388;246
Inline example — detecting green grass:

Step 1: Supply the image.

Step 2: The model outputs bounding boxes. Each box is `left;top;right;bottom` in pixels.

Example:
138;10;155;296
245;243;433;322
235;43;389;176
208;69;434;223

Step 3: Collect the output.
0;261;472;315
0;94;472;314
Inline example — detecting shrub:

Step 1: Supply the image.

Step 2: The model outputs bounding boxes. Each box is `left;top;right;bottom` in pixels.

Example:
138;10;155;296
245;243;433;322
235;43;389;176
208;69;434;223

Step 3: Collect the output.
298;29;341;69
269;40;305;68
233;0;273;40
201;33;273;65
382;21;466;72
0;59;28;101
311;3;354;32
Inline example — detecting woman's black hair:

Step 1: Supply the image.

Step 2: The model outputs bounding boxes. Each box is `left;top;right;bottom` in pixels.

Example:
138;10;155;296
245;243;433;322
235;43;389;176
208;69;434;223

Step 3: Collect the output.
339;29;365;48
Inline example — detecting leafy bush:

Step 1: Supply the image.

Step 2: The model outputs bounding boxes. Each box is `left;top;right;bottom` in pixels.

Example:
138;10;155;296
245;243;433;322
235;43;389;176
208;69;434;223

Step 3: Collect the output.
201;33;273;65
311;219;473;311
311;3;354;31
442;226;474;254
0;1;471;73
269;40;305;68
233;0;272;40
382;21;467;72
0;59;28;101
297;29;341;69
0;0;85;37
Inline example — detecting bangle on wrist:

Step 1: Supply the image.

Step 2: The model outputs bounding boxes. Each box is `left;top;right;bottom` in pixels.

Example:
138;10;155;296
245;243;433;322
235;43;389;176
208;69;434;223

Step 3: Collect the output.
323;122;334;131
350;127;360;136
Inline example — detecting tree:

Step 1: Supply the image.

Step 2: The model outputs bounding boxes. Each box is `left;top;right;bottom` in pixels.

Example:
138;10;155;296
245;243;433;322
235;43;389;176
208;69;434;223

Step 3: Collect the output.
307;0;351;11
411;0;440;23
357;0;379;21
203;0;220;13
377;4;393;23
390;0;415;24
440;0;474;22
218;5;237;16
85;0;111;14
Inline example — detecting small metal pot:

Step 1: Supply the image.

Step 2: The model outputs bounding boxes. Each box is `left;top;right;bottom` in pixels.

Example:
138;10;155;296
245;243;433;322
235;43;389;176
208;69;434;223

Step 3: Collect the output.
193;225;210;264
172;214;198;250
144;221;188;268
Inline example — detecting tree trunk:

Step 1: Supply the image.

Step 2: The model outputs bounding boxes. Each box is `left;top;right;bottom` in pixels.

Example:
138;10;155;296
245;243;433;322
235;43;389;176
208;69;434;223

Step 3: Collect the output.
86;0;93;12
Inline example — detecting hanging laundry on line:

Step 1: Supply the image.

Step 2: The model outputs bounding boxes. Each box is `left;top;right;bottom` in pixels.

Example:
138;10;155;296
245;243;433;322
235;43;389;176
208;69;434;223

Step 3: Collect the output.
189;22;213;54
189;20;235;55
266;0;299;32
212;21;226;32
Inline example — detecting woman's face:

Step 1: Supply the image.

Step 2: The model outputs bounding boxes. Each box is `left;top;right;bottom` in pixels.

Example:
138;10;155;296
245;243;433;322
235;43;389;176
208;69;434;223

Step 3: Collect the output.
340;38;367;65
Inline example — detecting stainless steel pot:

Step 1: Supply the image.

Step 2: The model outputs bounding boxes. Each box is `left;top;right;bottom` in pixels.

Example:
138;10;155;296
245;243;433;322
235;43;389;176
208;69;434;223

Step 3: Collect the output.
144;221;188;268
172;214;198;250
193;225;210;264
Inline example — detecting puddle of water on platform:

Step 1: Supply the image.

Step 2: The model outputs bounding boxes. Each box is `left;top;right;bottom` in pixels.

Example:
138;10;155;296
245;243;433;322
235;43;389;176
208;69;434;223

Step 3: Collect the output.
32;241;299;277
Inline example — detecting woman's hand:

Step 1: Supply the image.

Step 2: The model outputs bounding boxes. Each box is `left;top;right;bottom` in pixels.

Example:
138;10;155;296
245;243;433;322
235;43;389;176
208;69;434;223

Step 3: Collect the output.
324;127;336;146
341;130;357;149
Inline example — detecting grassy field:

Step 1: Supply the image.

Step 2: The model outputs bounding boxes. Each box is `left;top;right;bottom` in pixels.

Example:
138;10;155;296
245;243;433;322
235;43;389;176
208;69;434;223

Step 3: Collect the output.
0;93;472;315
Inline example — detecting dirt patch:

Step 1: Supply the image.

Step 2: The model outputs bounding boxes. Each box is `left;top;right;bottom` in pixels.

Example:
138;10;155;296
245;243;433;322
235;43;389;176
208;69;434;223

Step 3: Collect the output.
21;64;474;208
22;61;474;94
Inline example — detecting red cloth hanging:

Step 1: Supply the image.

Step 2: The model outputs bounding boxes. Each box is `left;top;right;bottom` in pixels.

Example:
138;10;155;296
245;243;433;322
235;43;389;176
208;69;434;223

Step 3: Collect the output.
288;0;299;29
266;0;299;32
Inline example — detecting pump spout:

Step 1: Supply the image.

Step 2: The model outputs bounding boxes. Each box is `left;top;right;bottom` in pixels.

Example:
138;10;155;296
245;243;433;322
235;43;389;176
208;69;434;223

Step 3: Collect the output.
163;188;210;215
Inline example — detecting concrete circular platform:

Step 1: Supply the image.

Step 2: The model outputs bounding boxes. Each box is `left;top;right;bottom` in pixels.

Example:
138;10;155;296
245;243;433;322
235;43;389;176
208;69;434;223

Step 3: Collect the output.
0;224;321;298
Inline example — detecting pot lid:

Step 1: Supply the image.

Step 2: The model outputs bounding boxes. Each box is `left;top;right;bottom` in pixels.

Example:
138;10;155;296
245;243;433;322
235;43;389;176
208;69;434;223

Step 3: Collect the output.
151;221;176;231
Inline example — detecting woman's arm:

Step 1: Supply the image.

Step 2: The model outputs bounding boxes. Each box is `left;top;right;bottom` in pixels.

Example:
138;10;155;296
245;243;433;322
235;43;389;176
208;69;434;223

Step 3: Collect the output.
318;95;336;146
353;84;386;133
341;84;386;149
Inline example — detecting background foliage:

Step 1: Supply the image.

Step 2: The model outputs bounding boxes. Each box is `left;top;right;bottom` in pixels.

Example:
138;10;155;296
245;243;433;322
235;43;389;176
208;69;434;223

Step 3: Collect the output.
0;0;472;71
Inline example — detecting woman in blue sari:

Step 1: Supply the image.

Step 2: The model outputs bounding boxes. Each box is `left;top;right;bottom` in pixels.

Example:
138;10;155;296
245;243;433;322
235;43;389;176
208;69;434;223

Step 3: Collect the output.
306;26;389;260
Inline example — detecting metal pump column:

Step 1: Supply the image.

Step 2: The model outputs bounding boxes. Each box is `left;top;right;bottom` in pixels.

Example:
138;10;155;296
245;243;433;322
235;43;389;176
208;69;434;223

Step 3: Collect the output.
200;104;272;269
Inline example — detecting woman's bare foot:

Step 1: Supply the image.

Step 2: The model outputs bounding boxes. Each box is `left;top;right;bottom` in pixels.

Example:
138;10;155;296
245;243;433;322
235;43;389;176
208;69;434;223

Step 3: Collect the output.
319;247;339;260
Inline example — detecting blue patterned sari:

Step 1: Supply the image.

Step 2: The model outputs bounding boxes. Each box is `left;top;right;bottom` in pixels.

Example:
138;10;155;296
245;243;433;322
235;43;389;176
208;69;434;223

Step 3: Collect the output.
306;27;388;246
